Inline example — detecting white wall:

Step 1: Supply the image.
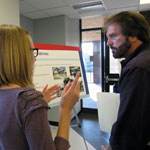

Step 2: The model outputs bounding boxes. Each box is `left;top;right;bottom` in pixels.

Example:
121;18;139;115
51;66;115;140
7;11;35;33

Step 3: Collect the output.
65;16;80;47
20;15;34;40
20;15;80;47
0;0;19;25
34;15;66;45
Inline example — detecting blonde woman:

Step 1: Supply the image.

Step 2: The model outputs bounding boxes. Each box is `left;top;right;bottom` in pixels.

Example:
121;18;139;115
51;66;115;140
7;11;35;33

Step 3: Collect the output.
0;24;80;150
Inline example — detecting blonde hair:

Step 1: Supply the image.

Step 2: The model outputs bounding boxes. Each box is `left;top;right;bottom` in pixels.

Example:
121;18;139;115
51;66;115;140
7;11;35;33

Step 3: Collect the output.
0;24;34;87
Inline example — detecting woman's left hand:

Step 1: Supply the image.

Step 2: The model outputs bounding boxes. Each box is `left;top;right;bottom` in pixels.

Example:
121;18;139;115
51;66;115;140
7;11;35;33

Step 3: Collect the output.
101;145;112;150
41;84;60;103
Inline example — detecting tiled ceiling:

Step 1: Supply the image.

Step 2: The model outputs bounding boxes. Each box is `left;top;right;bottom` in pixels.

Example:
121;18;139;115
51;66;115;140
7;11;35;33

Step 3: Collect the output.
20;0;150;19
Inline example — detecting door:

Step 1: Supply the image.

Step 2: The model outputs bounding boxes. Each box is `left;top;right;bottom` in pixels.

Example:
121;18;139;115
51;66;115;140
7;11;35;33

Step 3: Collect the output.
81;28;102;109
81;29;102;84
101;31;120;92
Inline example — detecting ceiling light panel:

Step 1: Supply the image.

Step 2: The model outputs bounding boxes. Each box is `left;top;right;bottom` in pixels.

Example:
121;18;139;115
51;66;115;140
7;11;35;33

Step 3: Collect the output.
140;0;150;4
73;0;102;9
64;0;100;6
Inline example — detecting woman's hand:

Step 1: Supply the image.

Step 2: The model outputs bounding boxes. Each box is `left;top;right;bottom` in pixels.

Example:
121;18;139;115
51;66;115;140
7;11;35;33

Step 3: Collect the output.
101;145;112;150
57;72;80;140
60;72;80;115
41;84;60;103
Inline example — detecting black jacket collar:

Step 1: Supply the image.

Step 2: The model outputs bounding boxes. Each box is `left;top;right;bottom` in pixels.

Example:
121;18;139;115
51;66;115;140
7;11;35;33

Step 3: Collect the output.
121;44;149;68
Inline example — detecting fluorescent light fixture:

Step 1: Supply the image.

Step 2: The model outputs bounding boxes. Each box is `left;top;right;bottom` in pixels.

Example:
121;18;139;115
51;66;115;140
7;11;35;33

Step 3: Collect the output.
73;1;103;10
80;4;103;10
140;0;150;4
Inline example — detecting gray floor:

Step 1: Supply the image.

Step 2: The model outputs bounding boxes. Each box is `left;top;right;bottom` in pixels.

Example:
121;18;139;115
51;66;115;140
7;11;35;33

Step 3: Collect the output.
71;112;110;150
71;83;110;150
82;97;98;109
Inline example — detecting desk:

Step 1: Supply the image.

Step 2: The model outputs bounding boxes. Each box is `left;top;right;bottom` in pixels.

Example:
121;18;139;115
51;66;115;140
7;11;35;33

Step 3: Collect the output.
51;126;95;150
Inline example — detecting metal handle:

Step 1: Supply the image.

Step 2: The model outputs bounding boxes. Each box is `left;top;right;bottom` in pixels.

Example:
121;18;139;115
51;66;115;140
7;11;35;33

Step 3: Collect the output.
105;75;119;83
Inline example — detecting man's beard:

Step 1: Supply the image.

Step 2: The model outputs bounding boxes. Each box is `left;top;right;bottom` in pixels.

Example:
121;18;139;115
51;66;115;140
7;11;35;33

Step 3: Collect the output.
110;38;131;58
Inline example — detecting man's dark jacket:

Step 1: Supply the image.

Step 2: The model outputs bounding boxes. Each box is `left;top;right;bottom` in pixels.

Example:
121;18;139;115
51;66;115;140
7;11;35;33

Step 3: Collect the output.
110;44;150;150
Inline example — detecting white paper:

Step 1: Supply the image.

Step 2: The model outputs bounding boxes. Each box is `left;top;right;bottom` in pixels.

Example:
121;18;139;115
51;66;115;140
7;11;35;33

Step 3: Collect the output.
97;92;120;133
33;49;87;107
